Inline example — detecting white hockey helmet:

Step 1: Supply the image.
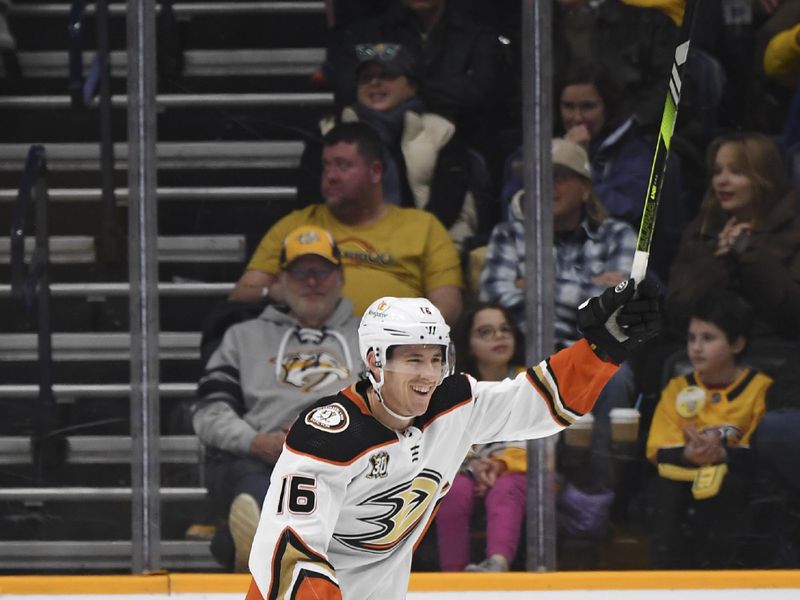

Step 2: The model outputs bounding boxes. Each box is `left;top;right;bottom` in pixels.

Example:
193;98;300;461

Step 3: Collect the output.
359;297;453;388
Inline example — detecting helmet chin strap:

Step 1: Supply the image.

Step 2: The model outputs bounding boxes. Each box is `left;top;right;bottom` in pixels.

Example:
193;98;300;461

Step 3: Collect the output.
367;368;416;421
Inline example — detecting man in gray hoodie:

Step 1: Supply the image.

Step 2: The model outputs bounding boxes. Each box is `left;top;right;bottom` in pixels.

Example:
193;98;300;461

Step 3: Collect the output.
192;225;361;571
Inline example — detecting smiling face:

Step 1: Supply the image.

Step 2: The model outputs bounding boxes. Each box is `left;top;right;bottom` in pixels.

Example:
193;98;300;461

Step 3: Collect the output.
711;142;756;221
687;317;745;382
357;63;418;112
560;83;606;140
469;308;515;373
372;344;444;418
280;255;344;328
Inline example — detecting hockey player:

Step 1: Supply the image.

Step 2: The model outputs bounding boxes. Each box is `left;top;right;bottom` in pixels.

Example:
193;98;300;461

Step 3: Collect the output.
245;280;661;599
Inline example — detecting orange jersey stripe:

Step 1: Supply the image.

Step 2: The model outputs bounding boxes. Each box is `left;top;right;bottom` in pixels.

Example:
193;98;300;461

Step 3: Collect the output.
342;384;371;415
293;574;342;600
284;438;398;466
245;577;265;600
547;339;618;415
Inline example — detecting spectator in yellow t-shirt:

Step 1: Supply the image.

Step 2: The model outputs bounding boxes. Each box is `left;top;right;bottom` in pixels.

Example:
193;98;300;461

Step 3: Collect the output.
229;122;463;324
763;21;800;87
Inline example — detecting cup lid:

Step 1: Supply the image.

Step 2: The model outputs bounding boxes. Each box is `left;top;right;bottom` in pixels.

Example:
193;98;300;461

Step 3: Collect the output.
609;407;640;416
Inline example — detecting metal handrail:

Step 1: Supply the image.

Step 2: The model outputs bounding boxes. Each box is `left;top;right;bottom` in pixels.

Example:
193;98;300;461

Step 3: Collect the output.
11;2;326;17
8;145;57;485
67;0;86;107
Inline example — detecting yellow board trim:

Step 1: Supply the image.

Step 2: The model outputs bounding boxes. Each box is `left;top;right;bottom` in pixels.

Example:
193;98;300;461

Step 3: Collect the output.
0;574;170;594
1;571;800;594
409;571;800;591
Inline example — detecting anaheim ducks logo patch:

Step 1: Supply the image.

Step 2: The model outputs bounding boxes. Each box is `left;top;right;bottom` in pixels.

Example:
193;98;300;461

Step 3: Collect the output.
305;403;349;433
333;469;442;553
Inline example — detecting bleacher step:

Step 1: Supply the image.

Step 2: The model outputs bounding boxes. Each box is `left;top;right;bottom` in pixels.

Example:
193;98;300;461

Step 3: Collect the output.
0;435;202;465
0;382;197;399
0;92;333;109
11;1;325;17
0;235;245;263
0;186;296;203
0;487;207;501
0;540;219;571
0;282;233;297
0;141;303;171
0;332;201;361
2;48;325;78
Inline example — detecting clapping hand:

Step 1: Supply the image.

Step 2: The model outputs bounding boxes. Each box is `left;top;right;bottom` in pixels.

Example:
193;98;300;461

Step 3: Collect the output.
715;217;751;257
470;457;507;496
682;425;727;466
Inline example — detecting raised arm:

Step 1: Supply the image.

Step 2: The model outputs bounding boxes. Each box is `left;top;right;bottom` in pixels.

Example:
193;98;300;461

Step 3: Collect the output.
470;279;662;444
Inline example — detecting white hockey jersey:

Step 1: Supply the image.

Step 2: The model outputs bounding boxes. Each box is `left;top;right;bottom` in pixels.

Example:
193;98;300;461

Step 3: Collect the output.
245;340;617;600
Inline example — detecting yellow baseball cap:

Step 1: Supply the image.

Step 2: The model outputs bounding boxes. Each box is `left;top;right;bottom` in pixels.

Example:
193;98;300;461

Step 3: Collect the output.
279;225;342;269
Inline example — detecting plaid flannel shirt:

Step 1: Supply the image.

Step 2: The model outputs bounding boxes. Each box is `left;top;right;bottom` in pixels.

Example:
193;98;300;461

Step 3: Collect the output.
479;215;636;348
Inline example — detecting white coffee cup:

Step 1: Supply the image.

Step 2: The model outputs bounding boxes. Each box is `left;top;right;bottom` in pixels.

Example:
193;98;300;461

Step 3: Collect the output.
610;407;640;443
564;412;594;448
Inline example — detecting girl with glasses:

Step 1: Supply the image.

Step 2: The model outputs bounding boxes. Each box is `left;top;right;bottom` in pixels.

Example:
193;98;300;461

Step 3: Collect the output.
435;303;527;572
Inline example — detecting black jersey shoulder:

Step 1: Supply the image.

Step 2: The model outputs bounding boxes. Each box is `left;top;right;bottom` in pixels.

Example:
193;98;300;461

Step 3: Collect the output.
285;381;397;465
415;373;473;430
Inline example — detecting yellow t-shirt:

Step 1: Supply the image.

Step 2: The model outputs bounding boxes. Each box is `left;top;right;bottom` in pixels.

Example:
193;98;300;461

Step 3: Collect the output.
763;23;800;87
247;204;464;316
646;368;771;472
623;0;684;26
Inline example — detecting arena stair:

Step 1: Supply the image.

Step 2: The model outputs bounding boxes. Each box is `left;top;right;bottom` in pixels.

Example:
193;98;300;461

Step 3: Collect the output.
0;0;329;572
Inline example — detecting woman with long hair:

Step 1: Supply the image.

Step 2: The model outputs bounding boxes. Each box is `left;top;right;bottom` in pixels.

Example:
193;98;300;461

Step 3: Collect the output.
666;131;800;340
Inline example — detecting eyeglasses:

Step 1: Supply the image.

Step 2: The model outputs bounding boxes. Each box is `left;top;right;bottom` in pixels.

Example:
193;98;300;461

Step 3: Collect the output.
355;43;402;62
472;325;515;340
285;263;338;281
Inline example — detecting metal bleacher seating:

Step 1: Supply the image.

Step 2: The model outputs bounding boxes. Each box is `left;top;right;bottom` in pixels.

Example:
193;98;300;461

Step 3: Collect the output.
0;0;331;571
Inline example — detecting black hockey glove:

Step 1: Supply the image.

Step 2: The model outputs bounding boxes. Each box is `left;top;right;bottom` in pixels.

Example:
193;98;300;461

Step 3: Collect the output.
577;278;662;364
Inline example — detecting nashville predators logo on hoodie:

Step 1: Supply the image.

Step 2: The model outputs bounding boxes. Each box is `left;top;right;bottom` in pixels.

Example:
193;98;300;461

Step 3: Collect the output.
332;469;442;553
279;351;351;392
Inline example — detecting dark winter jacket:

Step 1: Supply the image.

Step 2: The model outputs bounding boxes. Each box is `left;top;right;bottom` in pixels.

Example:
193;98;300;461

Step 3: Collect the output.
667;191;800;339
332;3;502;129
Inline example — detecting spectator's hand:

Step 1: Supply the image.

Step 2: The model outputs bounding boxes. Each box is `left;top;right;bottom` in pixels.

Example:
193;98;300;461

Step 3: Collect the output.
515;277;526;290
250;432;286;464
753;0;780;15
591;271;627;287
682;425;726;466
471;457;506;491
715;217;751;257
266;278;286;303
577;278;662;363
564;124;592;149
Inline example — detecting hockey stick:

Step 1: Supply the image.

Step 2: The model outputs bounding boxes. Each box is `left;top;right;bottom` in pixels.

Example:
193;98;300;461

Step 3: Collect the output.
630;0;699;283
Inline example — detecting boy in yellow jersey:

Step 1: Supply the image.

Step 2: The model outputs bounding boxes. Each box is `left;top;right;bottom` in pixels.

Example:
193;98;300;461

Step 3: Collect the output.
647;289;772;569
